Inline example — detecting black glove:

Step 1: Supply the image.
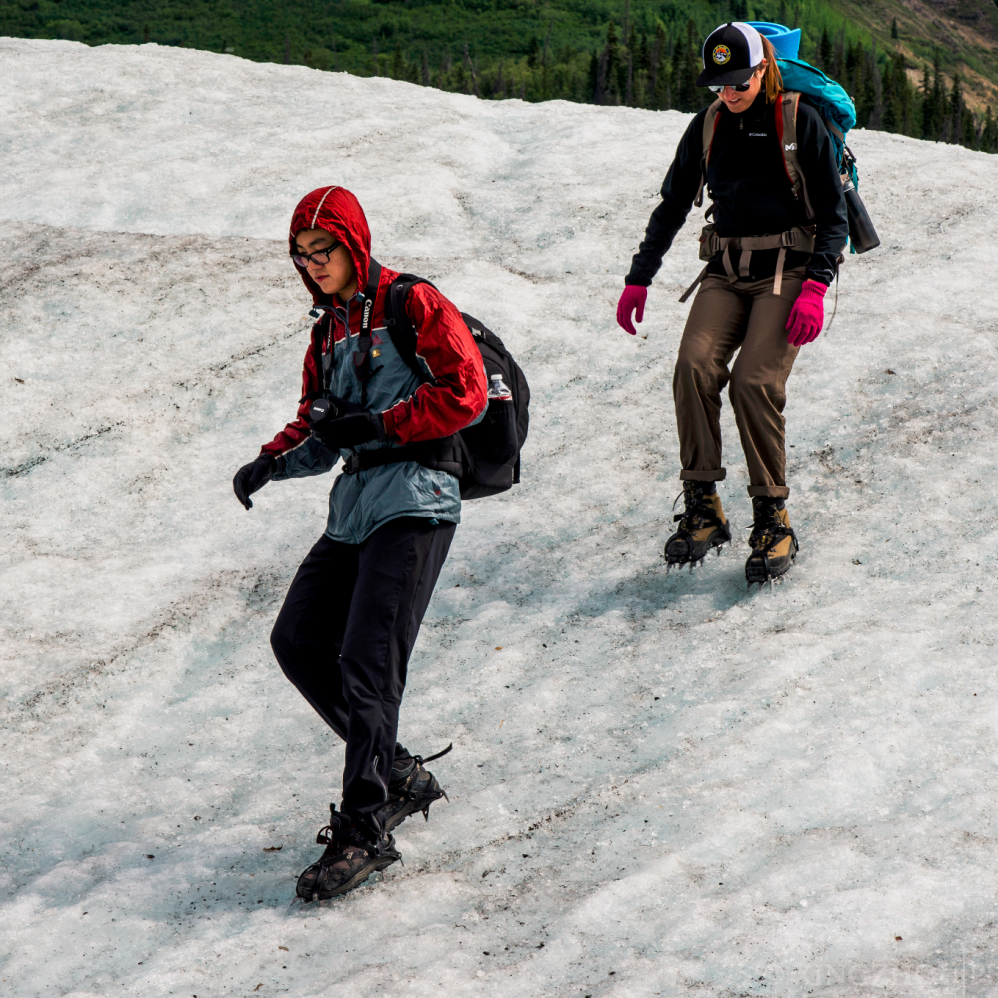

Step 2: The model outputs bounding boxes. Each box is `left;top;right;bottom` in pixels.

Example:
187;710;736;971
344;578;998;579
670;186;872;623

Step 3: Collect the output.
311;412;387;451
232;454;276;510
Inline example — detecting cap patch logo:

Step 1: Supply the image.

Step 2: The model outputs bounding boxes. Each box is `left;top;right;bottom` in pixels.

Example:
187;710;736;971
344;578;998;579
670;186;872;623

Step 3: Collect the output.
712;44;732;65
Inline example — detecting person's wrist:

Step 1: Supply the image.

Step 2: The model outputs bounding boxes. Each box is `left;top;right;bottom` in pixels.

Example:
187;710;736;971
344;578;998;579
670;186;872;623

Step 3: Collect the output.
801;279;828;298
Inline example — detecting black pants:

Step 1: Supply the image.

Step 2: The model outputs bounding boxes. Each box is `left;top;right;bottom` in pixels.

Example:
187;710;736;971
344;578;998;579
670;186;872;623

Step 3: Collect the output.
270;516;455;828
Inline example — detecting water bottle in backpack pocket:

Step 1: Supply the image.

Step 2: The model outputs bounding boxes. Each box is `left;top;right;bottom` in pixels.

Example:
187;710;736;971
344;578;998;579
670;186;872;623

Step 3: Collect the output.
471;373;518;465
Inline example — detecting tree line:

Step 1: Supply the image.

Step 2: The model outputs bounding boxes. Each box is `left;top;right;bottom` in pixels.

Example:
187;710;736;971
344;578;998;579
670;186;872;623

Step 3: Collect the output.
2;0;994;153
374;19;997;154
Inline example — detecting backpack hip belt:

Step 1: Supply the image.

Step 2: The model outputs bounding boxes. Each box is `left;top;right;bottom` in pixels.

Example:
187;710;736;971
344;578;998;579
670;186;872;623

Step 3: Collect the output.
679;223;816;301
341;438;466;479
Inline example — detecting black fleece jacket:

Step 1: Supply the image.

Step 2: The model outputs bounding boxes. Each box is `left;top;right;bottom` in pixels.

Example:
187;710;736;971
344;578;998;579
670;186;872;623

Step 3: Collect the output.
625;92;848;287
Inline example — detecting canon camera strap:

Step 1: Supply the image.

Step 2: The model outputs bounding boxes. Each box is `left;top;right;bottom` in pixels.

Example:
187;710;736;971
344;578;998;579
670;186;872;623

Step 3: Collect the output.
351;259;382;406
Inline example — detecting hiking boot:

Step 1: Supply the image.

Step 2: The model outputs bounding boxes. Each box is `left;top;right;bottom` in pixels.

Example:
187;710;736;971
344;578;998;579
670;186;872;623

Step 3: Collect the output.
295;805;401;902
665;482;731;571
745;498;799;587
382;744;452;833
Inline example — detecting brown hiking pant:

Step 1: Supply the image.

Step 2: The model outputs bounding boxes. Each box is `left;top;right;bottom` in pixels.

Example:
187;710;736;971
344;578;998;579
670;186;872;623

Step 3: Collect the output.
673;267;805;499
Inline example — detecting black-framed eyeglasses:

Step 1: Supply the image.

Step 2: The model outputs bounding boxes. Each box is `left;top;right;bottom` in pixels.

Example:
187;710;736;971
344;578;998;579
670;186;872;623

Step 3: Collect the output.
707;80;754;93
291;240;342;267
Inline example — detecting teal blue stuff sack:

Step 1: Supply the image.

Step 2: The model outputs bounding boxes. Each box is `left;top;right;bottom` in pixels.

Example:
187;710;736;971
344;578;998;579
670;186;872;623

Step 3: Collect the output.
777;58;858;181
778;57;862;253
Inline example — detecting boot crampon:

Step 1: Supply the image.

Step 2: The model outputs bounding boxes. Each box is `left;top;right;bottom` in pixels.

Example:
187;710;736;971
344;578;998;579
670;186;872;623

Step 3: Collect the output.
296;806;401;902
665;482;732;571
745;498;799;587
382;743;452;833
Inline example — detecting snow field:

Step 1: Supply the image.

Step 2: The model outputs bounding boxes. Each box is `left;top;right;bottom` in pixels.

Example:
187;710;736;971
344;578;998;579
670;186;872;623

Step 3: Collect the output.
2;37;998;998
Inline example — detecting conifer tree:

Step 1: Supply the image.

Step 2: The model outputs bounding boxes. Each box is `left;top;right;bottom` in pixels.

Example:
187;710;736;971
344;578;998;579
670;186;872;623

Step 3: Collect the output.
650;23;669;111
605;23;621;104
981;107;998;153
819;28;832;70
949;72;963;144
679;19;700;112
670;31;683;109
931;49;945;139
625;27;636;105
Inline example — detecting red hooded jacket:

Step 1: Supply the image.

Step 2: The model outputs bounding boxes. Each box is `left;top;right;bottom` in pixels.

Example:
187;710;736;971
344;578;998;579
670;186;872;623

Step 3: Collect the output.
261;186;487;459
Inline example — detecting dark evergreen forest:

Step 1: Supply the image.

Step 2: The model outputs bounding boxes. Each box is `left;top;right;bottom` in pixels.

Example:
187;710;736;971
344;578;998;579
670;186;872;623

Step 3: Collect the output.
2;0;995;151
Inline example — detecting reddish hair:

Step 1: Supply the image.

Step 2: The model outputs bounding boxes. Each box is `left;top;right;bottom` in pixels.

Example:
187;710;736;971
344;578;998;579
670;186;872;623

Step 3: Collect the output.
760;36;784;103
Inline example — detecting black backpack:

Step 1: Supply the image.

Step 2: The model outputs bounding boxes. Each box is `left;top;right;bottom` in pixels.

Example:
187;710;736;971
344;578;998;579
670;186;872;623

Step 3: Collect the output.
342;270;529;501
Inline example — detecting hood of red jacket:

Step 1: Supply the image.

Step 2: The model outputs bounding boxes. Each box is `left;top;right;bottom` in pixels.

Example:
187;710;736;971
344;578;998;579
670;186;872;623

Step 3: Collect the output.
288;186;371;305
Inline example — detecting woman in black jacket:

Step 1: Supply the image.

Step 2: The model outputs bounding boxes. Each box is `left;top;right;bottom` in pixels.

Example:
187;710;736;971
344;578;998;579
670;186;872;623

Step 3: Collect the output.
617;21;847;585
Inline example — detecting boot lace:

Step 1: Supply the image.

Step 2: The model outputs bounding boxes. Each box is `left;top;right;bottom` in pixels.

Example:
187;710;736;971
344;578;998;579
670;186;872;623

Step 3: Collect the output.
748;507;798;555
671;487;723;535
412;743;453;767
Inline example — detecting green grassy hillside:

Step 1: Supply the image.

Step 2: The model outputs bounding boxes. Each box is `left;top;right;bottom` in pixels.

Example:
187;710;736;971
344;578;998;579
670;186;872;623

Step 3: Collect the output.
2;0;996;149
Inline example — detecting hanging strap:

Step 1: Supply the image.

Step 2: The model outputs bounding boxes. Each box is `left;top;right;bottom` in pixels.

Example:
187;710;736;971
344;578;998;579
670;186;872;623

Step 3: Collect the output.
302;303;342;393
678;264;711;303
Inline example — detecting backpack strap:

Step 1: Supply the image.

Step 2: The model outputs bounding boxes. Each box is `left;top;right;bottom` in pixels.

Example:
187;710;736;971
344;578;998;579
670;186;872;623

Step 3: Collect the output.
383;274;437;381
694;100;724;209
775;91;815;220
373;273;470;480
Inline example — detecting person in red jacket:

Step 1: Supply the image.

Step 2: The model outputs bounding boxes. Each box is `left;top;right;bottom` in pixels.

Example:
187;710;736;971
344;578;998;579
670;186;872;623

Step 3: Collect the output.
232;186;487;900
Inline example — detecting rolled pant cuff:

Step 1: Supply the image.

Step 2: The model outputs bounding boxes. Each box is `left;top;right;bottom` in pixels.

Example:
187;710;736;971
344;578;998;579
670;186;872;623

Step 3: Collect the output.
680;469;726;482
747;485;790;499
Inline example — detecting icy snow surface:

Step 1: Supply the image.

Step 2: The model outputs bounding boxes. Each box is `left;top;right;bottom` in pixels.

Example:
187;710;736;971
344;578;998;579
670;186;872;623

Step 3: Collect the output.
2;36;998;998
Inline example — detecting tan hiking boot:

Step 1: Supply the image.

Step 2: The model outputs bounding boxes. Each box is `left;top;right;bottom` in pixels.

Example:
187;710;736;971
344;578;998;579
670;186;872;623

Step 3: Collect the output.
665;482;732;571
745;498;799;587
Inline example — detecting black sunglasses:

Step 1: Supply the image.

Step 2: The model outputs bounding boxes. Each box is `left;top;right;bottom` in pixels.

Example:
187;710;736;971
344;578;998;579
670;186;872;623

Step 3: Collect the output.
291;240;343;267
707;80;753;93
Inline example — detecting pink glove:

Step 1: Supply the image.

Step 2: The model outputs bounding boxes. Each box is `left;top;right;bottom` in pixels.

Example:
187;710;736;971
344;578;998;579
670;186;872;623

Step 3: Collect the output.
786;279;827;346
616;285;647;335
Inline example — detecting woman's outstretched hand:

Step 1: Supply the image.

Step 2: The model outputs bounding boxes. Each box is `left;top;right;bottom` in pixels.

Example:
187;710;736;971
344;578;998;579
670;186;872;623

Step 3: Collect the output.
786;280;827;346
616;285;647;335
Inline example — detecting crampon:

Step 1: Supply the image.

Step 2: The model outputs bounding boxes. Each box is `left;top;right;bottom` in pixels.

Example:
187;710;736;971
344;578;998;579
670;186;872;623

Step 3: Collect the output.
665;482;731;572
295;806;401;903
383;743;452;833
745;499;799;589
